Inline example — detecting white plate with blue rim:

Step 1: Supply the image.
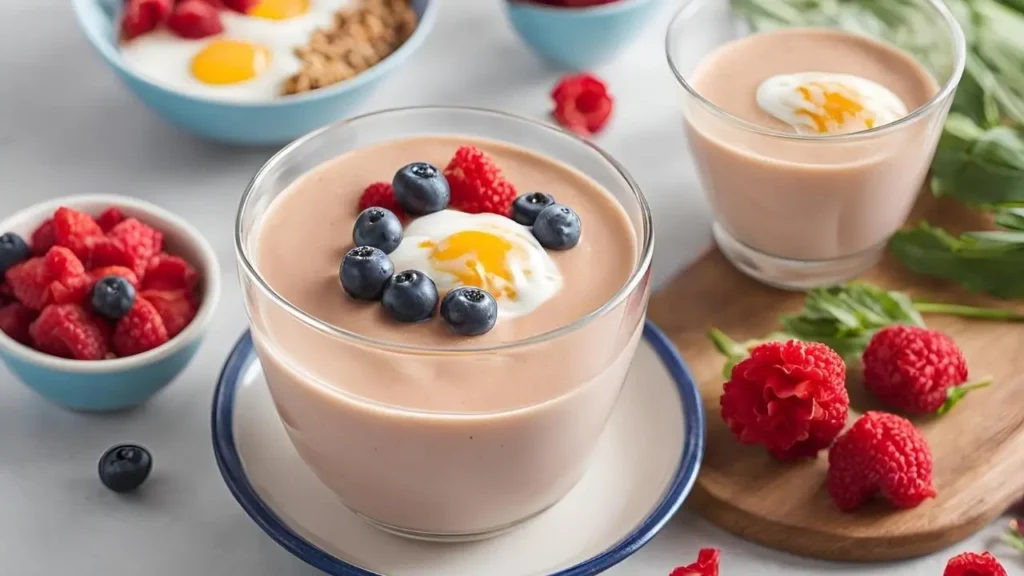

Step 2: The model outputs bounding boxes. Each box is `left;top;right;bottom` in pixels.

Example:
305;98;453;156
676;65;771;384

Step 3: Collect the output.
211;320;705;576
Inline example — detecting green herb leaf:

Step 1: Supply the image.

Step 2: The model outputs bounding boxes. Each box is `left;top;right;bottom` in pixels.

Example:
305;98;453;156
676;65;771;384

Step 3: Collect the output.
996;207;1024;230
930;115;1024;208
937;377;993;415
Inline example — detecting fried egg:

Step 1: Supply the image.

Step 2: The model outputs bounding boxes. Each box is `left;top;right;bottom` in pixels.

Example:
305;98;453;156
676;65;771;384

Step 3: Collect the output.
388;211;563;319
756;72;908;135
119;0;350;101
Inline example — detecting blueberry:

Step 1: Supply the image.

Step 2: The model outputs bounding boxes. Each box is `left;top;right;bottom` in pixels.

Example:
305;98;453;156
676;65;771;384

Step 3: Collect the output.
0;232;30;276
392;162;450;215
532;204;582;250
441;287;498;336
381;270;438;323
340;246;394;300
353;207;403;254
98;444;152;493
90;276;136;320
511;192;556;226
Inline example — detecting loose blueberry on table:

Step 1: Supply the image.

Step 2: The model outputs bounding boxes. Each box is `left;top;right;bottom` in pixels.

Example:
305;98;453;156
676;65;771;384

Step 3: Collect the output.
98;443;152;493
382;270;439;323
441;287;498;336
392;162;451;216
511;192;556;226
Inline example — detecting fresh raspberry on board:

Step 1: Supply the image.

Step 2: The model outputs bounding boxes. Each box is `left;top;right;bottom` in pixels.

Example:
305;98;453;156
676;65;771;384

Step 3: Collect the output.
30;219;56;255
551;73;614;136
827;411;936;512
142;254;198;293
29;303;111;360
669;548;720;576
140;289;196;338
106;218;164;279
443;145;518;216
96;207;126;232
53;207;105;262
943;551;1008;576
113;297;170;357
0;303;37;345
121;0;174;41
358;182;408;221
720;340;849;460
862;325;988;415
167;0;225;39
90;266;140;289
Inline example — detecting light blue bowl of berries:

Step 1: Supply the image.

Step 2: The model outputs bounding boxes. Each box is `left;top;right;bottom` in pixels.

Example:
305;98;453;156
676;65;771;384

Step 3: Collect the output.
505;0;666;70
70;0;438;146
0;195;221;412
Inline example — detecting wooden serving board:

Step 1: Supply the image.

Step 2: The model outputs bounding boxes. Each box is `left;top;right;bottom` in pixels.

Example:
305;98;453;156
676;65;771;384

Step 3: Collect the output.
648;195;1024;562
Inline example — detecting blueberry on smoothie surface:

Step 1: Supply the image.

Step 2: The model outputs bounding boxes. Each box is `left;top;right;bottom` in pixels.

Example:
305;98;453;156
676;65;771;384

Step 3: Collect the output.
532;204;582;250
441;287;498;336
340;246;394;301
0;232;30;276
392;162;450;215
90;276;136;320
381;270;438;323
511;192;556;226
353;207;403;254
98;444;152;494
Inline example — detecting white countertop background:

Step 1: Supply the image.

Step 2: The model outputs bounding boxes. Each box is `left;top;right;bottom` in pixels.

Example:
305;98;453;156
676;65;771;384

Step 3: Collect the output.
0;0;1019;574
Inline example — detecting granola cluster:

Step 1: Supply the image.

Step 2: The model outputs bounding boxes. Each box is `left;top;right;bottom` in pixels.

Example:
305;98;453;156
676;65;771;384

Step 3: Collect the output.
284;0;418;95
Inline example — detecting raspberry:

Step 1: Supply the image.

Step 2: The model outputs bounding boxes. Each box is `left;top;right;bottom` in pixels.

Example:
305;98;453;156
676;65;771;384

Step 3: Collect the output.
720;340;849;460
113;297;169;357
167;0;225;39
121;0;173;41
443;145;518;215
827;411;936;512
142;254;199;293
670;548;720;576
91;266;140;289
358;182;408;221
862;325;988;415
4;247;92;310
0;281;12;302
53;207;105;261
4;257;49;310
141;289;197;338
943;551;1007;576
221;0;260;12
0;303;37;345
29;303;111;360
106;218;164;279
551;73;614;136
30;219;56;255
96;207;126;232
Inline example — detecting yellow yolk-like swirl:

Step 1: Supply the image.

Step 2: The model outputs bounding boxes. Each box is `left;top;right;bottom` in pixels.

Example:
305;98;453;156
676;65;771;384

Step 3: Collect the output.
248;0;309;20
191;40;271;85
795;83;873;134
422;231;520;300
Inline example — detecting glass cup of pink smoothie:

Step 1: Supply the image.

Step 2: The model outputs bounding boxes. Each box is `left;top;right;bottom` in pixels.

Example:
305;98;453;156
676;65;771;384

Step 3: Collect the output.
666;0;966;289
235;107;653;541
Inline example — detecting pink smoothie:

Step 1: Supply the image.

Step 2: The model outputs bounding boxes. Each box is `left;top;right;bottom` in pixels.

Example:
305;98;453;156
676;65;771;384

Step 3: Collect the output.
246;136;648;537
684;28;942;262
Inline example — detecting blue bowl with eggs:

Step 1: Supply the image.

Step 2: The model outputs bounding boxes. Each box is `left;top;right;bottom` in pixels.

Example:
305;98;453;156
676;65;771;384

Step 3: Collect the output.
505;0;665;71
70;0;437;146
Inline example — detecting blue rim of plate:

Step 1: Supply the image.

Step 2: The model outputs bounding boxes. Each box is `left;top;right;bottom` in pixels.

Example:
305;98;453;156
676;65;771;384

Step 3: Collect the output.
211;320;705;576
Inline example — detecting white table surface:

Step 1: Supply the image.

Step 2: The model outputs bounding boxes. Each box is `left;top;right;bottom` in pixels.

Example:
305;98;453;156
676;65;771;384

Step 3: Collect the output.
1;0;1020;574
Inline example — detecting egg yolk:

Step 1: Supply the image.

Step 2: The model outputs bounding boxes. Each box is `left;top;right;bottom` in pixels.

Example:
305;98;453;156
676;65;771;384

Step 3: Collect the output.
795;83;872;134
248;0;309;20
191;40;271;85
421;231;520;300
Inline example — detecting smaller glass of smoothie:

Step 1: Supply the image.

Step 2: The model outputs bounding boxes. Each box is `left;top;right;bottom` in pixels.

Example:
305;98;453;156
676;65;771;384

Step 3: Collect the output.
235;107;653;541
666;0;965;289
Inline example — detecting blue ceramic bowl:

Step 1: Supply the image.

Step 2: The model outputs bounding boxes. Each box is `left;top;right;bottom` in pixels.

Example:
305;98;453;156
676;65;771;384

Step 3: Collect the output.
505;0;665;70
0;195;222;411
70;0;438;146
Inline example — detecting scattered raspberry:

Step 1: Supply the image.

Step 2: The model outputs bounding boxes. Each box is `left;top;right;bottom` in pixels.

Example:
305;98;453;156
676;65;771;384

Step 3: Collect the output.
943;551;1008;576
862;325;989;415
221;0;260;12
121;0;173;41
106;218;164;279
30;219;56;255
91;266;140;289
96;207;126;232
53;207;105;262
141;289;197;338
358;182;408;221
827;411;936;512
167;0;225;39
0;303;37;345
720;340;849;460
669;548;720;576
29;303;111;360
112;297;170;357
443;145;518;216
142;254;198;293
551;73;614;136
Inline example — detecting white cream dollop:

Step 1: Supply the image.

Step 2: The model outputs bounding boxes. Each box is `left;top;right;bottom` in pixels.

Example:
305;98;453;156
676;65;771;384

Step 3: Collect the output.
756;72;908;135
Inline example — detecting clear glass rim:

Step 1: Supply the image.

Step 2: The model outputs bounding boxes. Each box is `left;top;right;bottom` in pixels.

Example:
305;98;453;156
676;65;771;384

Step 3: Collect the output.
235;105;654;355
664;0;967;142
